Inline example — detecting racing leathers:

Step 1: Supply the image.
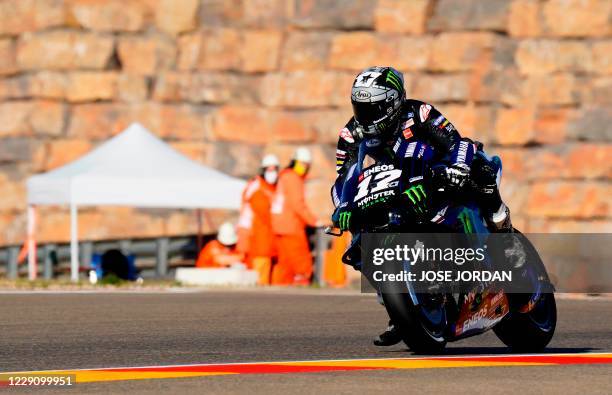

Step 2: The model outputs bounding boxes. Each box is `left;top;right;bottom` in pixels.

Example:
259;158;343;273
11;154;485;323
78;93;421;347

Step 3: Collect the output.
332;99;510;232
331;98;510;347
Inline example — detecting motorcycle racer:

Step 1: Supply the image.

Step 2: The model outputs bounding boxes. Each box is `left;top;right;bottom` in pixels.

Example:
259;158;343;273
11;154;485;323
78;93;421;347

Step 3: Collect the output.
332;66;513;346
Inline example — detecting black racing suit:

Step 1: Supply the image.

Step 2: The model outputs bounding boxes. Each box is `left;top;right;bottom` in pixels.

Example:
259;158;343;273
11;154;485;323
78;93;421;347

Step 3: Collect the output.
332;99;504;219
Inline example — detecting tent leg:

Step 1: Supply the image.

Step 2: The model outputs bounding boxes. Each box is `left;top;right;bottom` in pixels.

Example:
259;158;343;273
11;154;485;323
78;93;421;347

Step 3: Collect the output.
70;204;79;283
27;205;37;281
196;209;203;253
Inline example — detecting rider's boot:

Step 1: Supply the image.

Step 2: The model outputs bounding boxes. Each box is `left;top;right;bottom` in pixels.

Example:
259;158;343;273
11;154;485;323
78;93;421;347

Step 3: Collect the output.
373;320;402;346
471;153;514;233
475;175;513;233
487;202;513;233
471;157;514;233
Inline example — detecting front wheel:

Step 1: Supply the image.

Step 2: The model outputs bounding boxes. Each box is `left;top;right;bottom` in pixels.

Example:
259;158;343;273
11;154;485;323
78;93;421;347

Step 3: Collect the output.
493;292;556;352
382;292;448;354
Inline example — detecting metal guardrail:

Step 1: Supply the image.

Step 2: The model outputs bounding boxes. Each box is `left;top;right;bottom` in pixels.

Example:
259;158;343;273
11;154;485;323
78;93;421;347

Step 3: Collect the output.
0;236;200;280
0;228;332;283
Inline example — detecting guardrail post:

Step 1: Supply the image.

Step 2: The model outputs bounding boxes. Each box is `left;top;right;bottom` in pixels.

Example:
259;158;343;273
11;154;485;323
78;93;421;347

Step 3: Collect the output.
156;238;169;277
43;244;56;280
81;242;93;269
7;246;19;279
314;228;328;287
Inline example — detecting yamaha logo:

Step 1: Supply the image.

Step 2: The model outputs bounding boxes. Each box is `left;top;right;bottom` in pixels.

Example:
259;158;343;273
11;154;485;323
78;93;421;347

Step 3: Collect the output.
354;90;371;100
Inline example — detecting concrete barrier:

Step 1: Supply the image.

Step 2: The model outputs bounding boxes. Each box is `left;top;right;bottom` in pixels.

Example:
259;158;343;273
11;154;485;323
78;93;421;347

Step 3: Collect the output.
176;267;258;286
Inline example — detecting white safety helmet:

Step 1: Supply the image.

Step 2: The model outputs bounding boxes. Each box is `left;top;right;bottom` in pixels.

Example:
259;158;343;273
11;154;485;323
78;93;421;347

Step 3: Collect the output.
261;154;280;168
217;222;238;246
293;147;312;163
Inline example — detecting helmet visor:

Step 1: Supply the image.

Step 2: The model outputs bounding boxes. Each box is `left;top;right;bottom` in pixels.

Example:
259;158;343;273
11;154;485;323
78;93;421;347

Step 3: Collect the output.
352;101;389;127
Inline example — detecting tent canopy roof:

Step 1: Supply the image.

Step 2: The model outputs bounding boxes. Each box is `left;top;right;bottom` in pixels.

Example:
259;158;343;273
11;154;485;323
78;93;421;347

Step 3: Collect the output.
27;123;245;209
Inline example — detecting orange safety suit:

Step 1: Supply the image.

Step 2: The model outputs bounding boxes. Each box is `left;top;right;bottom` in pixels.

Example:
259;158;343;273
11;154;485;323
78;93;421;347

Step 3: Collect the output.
236;176;276;284
195;240;244;268
236;178;257;256
270;168;318;285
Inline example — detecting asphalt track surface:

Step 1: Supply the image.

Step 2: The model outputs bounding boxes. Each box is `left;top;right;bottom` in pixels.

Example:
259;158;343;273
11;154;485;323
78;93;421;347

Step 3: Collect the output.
1;290;611;394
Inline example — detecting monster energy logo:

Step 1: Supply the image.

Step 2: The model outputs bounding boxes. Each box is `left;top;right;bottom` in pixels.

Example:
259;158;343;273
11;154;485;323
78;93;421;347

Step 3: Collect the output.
339;211;352;229
360;196;389;209
386;71;403;92
458;208;474;234
403;184;426;213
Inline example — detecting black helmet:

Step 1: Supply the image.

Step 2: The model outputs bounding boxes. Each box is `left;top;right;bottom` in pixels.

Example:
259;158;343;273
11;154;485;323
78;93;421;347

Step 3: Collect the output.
351;66;405;138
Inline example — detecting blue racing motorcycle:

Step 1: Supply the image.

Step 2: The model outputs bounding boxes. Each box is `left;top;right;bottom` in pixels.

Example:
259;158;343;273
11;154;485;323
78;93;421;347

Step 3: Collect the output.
328;138;556;354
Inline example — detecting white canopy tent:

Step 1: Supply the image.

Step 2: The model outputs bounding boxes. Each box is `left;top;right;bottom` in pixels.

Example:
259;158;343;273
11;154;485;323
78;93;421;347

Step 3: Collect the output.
26;123;246;281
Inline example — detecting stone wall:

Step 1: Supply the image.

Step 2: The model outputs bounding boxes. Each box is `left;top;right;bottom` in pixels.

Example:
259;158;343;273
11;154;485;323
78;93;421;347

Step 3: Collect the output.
0;0;610;246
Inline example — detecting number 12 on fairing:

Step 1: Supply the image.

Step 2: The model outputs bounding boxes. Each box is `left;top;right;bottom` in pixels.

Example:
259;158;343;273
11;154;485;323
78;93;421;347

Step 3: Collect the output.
353;169;402;202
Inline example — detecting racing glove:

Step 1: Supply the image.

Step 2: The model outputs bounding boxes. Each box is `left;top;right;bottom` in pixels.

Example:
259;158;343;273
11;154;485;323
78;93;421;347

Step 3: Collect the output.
447;139;475;189
402;183;428;216
445;163;470;188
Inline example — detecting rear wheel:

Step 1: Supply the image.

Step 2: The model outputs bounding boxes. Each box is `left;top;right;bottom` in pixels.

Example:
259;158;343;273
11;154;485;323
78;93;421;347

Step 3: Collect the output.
493;229;557;351
382;291;448;354
493;292;556;352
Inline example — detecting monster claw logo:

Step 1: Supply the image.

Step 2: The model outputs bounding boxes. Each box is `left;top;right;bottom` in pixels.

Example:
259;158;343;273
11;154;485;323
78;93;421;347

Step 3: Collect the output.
403;184;427;213
339;211;352;230
458;208;474;234
385;71;403;92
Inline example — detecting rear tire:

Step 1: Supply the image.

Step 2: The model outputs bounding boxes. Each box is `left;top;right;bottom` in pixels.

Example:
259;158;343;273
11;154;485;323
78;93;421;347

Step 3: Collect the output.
493;292;556;352
493;229;557;352
382;292;447;354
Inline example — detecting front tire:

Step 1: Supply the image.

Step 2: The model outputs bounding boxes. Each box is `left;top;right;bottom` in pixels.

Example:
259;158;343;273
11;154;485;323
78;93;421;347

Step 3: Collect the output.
493;292;556;352
382;292;447;354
